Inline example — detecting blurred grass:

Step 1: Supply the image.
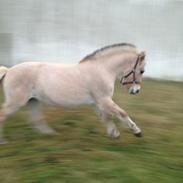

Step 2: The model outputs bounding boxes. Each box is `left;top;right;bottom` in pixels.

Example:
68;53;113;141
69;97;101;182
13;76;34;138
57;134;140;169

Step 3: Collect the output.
0;79;182;183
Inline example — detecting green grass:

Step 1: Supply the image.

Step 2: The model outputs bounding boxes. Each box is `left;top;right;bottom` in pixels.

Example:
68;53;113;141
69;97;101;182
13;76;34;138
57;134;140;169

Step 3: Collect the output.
0;79;183;183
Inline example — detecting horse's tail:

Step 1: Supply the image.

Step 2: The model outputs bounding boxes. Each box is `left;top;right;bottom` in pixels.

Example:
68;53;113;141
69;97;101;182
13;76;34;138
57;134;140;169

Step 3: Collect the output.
0;66;9;81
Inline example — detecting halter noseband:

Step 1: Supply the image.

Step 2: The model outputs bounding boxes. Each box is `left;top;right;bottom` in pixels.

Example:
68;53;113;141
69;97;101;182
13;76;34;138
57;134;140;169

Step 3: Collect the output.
120;55;141;85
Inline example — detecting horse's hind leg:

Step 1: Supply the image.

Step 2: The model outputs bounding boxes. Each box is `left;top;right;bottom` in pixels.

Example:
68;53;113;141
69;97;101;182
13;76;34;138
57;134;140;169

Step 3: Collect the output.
27;99;57;135
0;103;23;144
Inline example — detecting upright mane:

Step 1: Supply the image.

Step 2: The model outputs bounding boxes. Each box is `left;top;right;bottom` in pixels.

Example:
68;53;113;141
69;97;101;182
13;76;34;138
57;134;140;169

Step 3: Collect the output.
80;43;137;63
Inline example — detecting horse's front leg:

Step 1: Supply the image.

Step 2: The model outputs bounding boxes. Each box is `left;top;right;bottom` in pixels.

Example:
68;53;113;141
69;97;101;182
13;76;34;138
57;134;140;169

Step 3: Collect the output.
99;112;120;138
98;98;142;137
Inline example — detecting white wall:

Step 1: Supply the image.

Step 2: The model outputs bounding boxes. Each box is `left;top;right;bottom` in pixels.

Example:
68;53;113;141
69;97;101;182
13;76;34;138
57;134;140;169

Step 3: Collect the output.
0;0;183;80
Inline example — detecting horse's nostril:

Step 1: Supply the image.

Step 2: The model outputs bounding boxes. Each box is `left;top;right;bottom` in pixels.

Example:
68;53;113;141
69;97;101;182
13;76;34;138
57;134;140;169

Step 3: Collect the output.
130;90;134;94
136;89;140;93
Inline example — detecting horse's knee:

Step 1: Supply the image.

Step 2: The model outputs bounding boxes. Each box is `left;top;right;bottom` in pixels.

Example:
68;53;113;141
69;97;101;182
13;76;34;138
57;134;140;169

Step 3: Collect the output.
106;104;128;118
119;110;128;118
97;98;128;119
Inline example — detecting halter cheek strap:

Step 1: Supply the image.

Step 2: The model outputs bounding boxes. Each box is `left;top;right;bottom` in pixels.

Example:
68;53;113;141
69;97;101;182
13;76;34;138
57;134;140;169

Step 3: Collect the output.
120;56;141;85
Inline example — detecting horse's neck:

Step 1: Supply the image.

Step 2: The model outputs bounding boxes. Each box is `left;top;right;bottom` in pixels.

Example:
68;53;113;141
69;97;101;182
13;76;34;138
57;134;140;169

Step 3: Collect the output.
78;56;128;85
96;56;128;80
77;60;115;89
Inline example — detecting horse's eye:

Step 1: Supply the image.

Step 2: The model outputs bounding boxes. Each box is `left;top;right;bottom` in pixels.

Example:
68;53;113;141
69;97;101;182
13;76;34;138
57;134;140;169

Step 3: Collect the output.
140;70;144;74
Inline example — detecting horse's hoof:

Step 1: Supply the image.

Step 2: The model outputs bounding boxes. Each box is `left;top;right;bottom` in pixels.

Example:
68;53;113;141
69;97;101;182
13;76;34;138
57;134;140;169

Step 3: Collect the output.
43;130;59;136
0;139;8;145
112;133;120;139
36;126;59;136
134;132;143;137
109;129;120;139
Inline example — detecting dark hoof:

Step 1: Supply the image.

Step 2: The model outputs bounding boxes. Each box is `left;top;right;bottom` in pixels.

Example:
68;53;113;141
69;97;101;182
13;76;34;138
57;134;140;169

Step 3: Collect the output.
134;132;143;137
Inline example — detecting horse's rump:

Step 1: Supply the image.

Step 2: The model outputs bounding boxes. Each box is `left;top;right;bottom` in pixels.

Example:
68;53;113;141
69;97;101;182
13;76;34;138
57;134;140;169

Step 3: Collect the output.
0;66;9;81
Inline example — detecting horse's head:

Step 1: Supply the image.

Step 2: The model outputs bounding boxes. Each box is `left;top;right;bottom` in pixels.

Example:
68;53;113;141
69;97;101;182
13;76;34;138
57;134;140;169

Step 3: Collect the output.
120;51;146;95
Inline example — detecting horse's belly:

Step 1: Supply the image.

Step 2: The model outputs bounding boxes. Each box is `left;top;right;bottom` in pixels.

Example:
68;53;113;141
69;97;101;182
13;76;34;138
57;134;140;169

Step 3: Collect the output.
36;83;94;107
39;92;94;107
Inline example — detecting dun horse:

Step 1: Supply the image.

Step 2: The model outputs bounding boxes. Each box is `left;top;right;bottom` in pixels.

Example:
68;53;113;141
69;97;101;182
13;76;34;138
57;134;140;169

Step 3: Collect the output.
0;43;146;144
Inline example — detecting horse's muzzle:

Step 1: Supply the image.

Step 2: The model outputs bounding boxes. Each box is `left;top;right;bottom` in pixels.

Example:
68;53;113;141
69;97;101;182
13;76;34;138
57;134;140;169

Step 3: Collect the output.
129;88;140;95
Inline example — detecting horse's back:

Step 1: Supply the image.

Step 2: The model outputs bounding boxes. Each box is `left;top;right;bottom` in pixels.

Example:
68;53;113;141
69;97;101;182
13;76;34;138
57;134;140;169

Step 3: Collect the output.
5;62;70;81
3;61;74;93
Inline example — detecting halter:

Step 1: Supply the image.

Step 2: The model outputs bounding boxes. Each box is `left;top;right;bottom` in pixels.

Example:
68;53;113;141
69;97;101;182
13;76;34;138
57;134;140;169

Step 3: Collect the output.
120;55;141;85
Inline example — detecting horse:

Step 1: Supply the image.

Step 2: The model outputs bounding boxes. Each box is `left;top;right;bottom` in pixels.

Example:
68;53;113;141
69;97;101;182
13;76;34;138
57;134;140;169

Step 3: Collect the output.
0;43;146;144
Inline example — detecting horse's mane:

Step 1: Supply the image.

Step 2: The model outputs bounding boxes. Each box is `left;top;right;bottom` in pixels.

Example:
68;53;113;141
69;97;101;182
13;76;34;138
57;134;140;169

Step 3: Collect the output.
80;43;137;63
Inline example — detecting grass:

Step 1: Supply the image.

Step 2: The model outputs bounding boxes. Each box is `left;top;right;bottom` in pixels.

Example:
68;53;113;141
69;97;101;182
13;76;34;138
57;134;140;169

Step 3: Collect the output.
0;79;182;183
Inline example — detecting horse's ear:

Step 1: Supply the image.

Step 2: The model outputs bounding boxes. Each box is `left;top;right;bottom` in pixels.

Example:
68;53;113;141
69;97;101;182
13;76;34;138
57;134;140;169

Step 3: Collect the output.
139;51;146;61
